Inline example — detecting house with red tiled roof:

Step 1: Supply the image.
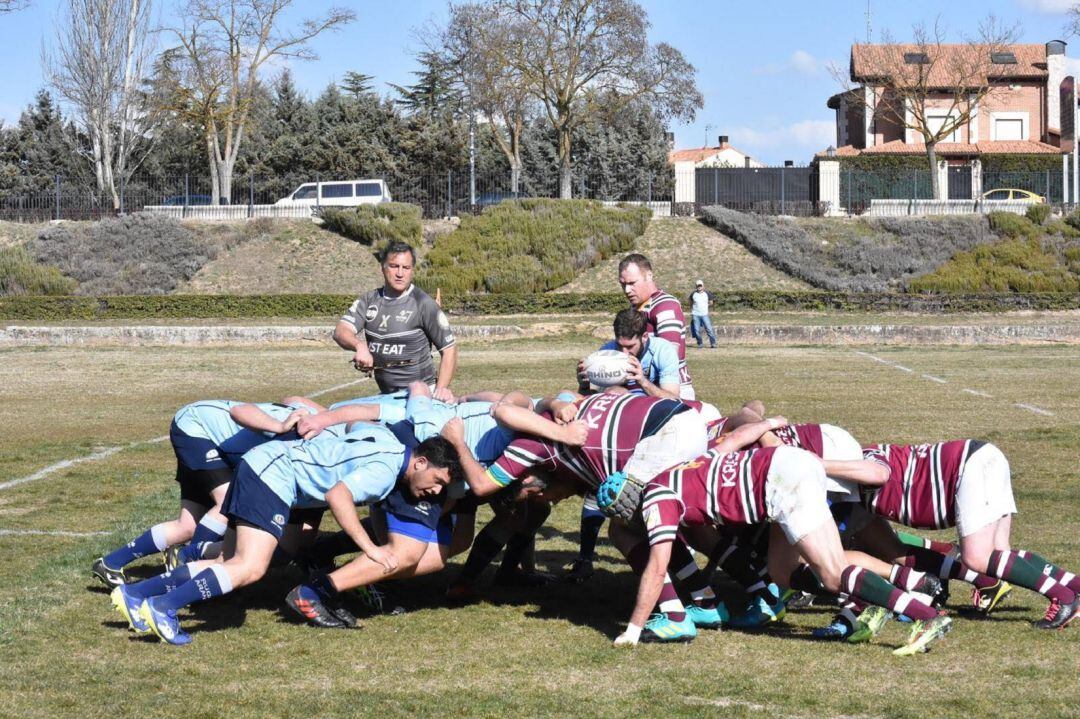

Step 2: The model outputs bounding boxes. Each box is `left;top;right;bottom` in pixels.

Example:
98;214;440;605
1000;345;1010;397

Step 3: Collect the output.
822;41;1069;156
668;135;764;203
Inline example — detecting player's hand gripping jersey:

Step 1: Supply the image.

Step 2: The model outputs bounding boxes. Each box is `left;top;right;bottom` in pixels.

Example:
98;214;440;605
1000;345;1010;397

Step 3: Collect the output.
340;285;455;393
638;289;693;398
485;393;699;491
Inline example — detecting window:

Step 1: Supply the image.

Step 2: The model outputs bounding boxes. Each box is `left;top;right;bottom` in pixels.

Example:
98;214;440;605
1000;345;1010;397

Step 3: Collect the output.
927;114;960;142
984;189;1011;200
321;183;353;198
355;182;383;197
904;52;929;64
994;118;1024;141
292;184;317;200
990;52;1017;65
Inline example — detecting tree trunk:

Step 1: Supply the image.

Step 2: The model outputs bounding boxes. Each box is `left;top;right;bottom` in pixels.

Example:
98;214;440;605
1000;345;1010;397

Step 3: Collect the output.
927;141;940;201
218;159;234;204
510;156;521;194
558;122;572;199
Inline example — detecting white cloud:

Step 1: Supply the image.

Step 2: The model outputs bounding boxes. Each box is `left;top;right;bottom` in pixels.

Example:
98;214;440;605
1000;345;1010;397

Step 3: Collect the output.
754;50;822;78
1016;0;1074;14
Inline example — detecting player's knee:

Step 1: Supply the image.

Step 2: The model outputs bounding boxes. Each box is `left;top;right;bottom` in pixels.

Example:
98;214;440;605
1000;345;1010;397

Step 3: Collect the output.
408;381;430;398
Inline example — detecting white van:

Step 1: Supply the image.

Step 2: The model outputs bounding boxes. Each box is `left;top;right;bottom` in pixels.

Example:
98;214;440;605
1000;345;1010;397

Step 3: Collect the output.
274;179;392;207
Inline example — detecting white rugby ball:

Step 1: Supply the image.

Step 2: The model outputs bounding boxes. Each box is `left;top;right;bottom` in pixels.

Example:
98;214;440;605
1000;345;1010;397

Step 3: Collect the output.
583;349;632;388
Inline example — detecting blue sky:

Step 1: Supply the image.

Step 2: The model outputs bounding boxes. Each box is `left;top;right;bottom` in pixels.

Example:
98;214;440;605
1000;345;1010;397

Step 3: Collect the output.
1;0;1078;163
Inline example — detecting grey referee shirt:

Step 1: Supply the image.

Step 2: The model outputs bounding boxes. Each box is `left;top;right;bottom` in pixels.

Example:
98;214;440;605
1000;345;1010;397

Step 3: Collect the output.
340;285;455;393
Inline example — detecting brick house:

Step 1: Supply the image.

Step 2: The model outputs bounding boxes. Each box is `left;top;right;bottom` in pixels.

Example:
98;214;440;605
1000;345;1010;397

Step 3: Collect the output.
817;40;1070;202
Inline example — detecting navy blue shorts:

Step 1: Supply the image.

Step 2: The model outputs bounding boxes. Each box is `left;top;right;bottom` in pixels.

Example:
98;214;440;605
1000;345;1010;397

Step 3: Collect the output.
170;421;230;473
222;460;291;540
380;486;448;545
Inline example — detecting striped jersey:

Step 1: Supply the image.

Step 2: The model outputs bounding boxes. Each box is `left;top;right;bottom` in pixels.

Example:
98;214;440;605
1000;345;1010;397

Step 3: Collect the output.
705;416;731;445
642;447;778;545
861;440;985;530
485;393;690;491
172;399;315;467
638;289;693;392
770;424;825;457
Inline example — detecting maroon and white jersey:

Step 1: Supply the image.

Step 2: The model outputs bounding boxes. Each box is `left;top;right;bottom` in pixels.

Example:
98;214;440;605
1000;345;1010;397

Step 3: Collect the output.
641;446;778;545
484;394;691;491
638;289;692;389
861;440;985;530
705;416;731;447
770;424;825;457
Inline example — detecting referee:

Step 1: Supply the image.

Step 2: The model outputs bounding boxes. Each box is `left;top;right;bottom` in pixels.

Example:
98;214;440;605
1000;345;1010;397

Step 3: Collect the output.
333;241;458;401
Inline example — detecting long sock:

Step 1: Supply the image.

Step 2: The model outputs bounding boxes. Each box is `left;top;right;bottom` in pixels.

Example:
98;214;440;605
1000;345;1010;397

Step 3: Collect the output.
624;541;686;620
987;550;1076;603
1017;550;1080;593
125;565;195;600
840;565;937;621
896;530;956;555
154;564;233;612
458;526;507;583
888;565;928;592
719;542;773;603
670;540;717;608
103;524;170;569
498;534;532;574
307;531;360;567
903;547;997;589
789;565;841;603
177;515;228;564
578;500;605;562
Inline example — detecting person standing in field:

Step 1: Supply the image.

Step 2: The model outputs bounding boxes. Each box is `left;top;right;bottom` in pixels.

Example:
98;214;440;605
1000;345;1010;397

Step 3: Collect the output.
688;279;717;349
333;241;458;402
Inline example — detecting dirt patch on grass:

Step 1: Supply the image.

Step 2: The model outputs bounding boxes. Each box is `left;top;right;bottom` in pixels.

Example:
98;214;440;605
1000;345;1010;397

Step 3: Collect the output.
554;217;809;295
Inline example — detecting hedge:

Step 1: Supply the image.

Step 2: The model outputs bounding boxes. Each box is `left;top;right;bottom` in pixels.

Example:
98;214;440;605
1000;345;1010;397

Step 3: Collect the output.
909;237;1080;293
417;199;652;293
2;291;1078;321
317;203;423;251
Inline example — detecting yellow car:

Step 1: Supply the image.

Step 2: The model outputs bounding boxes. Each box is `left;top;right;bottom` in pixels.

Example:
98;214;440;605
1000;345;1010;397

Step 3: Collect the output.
980;188;1046;203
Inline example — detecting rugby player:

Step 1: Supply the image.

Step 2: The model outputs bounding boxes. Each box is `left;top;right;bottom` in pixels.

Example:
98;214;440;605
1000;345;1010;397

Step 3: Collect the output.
111;424;460;644
578;309;682;400
599;438;953;655
825;440;1080;629
91;398;316;587
334;241;457;401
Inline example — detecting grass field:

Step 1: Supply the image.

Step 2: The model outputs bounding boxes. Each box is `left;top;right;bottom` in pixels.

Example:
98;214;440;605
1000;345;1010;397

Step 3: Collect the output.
0;336;1077;718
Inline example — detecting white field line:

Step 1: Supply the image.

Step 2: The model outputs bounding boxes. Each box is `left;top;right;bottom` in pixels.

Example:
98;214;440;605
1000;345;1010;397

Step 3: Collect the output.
854;352;1058;419
1015;403;1055;417
0;377;370;493
0;529;110;538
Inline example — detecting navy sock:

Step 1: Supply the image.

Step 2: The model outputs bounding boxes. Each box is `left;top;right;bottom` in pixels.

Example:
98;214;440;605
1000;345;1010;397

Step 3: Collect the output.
103;524;168;569
126;565;195;600
578;506;605;561
155;566;233;612
177;515;228;563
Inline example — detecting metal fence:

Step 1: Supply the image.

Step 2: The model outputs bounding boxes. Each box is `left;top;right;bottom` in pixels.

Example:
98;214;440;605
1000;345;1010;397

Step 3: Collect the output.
693;165;820;216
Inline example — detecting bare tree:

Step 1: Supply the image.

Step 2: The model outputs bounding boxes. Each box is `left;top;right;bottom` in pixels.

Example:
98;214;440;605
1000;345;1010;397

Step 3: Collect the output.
162;0;354;204
45;0;158;209
434;2;533;194
487;0;700;199
0;1;30;13
833;16;1019;199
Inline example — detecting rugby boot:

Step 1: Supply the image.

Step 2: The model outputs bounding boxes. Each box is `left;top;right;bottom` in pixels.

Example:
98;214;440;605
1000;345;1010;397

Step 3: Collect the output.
686;602;728;629
139;598;192;646
972;580;1013;616
893;613;952;656
1034;594;1080;630
639;612;697;643
91;557;126;588
110;585;150;633
847;605;891;644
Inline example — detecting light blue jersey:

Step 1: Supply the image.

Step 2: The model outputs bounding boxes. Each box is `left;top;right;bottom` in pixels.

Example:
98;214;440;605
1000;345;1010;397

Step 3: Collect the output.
599;336;681;391
329;391;408;423
242;424;406;509
407;398;514;466
172;400;313;466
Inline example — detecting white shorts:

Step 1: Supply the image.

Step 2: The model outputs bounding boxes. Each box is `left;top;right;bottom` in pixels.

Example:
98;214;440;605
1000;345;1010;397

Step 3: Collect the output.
955;443;1017;537
679;384;696;401
624;410;707;483
695;401;722;425
765;446;832;544
820;423;861;503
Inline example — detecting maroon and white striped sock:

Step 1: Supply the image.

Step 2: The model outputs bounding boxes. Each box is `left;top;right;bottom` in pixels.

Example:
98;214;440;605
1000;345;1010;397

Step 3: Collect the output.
840;565;938;621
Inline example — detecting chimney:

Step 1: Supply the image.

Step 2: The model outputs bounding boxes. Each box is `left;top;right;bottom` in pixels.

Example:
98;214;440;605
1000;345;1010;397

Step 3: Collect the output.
1047;40;1068;143
744;157;751;168
718;135;729;147
784;160;795;167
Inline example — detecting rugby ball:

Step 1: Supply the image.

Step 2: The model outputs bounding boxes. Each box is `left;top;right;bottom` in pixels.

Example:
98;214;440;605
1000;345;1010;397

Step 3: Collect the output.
583;349;632;388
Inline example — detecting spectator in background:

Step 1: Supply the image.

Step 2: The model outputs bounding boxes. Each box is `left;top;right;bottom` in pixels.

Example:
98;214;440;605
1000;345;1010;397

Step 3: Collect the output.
688;279;717;349
333;241;458;401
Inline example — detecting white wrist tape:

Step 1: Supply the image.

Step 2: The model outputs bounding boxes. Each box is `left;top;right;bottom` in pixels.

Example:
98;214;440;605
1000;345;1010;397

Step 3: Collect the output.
623;623;643;642
767;418;780;430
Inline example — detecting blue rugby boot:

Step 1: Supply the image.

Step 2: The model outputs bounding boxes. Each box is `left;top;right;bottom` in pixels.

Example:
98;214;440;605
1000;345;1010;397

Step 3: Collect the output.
639;613;697;643
139;598;192;646
110;585;150;633
686;602;728;629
